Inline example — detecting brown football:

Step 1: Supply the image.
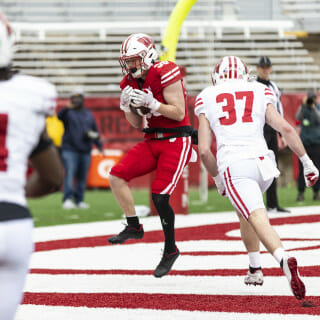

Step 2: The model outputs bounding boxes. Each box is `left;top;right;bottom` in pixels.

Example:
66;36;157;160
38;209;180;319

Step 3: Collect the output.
129;104;150;117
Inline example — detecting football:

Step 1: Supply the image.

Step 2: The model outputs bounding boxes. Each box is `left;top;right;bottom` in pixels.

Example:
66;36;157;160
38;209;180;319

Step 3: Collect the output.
129;103;150;117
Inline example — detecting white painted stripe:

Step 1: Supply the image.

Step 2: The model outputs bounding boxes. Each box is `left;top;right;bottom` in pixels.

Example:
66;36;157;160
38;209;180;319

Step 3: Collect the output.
168;136;192;194
16;306;320;320
161;71;180;84
24;274;320;296
161;66;179;80
224;170;248;219
33;207;320;242
160;137;189;194
30;242;320;270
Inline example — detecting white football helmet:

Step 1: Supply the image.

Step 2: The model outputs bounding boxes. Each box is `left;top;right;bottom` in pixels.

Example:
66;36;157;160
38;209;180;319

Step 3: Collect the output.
119;33;158;78
0;11;15;68
212;56;248;85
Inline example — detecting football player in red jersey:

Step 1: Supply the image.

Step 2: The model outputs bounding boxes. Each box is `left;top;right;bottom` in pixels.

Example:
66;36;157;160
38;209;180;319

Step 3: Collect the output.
108;33;195;278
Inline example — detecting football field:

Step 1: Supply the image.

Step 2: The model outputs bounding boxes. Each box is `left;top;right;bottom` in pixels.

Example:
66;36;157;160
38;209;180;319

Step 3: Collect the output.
16;206;320;319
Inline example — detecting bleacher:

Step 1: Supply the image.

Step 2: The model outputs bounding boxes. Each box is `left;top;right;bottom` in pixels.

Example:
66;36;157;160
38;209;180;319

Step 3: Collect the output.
3;0;320;95
280;0;320;32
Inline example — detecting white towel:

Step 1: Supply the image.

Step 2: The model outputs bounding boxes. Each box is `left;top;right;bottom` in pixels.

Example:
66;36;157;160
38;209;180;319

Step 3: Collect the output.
256;152;280;181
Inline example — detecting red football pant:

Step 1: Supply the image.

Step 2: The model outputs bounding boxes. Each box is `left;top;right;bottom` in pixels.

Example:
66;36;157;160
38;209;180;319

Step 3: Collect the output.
110;136;192;194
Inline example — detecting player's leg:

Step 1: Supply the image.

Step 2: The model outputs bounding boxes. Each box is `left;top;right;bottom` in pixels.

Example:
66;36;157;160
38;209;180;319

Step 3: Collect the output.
224;160;305;299
0;218;33;320
61;149;77;209
108;141;157;244
248;208;305;300
74;152;91;208
152;136;192;278
237;211;263;286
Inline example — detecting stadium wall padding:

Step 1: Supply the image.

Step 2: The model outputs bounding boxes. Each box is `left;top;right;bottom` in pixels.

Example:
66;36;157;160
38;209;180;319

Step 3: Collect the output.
57;93;306;187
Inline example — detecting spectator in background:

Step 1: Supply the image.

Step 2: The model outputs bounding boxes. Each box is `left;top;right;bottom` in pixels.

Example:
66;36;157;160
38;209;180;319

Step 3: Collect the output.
0;11;63;320
296;90;320;201
256;56;290;213
46;111;64;154
58;89;103;210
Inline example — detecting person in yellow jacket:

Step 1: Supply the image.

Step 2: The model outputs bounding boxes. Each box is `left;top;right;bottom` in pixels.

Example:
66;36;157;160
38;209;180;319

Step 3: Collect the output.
46;112;64;153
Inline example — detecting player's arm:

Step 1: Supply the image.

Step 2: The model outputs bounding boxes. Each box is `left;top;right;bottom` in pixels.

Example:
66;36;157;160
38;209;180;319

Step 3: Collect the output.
124;110;143;128
266;103;319;187
198;114;218;177
159;80;185;121
130;80;185;121
26;131;63;197
265;103;305;157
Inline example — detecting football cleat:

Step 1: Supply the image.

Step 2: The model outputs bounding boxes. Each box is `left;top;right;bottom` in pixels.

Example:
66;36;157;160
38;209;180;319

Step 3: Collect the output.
108;224;144;244
154;247;180;278
244;269;264;286
282;256;306;300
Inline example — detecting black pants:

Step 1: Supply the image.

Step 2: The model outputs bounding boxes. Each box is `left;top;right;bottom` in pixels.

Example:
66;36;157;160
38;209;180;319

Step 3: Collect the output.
264;125;279;208
297;143;320;194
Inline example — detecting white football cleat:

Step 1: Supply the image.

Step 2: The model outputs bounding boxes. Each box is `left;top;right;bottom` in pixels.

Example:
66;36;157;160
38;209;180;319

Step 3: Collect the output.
63;199;76;210
244;269;264;286
282;256;306;300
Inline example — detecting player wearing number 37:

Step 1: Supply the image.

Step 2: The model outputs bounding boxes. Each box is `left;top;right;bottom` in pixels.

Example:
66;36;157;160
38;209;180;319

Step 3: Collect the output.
195;56;319;300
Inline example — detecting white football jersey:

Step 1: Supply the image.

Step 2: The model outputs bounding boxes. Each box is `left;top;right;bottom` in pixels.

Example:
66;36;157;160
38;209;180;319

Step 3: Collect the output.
195;79;276;173
0;74;57;206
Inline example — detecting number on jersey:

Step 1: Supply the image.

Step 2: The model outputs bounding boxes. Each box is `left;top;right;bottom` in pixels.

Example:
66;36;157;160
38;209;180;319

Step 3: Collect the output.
217;91;254;125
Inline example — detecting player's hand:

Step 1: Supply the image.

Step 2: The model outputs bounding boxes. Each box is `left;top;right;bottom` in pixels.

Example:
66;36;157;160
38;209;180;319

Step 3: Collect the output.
130;89;161;112
120;85;133;112
303;161;319;187
213;174;226;197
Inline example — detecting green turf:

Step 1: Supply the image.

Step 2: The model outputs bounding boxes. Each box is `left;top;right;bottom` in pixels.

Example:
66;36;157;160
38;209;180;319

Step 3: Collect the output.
28;185;319;227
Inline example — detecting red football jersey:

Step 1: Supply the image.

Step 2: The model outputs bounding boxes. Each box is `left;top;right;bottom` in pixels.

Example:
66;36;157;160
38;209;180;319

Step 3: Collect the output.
120;60;190;129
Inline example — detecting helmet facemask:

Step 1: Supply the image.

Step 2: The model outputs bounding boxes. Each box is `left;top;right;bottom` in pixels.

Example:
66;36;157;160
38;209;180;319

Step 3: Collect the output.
119;33;158;79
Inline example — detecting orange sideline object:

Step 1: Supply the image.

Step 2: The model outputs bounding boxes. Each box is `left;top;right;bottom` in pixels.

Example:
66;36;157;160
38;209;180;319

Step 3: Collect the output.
87;150;124;188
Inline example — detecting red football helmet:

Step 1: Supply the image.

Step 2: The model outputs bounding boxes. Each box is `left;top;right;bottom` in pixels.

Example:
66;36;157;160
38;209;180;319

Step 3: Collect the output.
212;56;248;85
119;33;158;78
0;11;15;68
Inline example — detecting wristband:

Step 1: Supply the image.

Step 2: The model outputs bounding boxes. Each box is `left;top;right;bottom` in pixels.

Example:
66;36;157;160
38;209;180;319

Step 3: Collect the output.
150;99;161;111
299;154;311;166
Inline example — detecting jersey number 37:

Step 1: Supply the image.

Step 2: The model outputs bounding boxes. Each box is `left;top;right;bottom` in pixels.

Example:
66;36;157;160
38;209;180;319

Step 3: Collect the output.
217;91;254;126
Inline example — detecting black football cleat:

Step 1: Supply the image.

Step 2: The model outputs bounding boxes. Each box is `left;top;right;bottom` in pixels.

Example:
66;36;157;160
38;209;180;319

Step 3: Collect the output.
154;247;180;278
108;224;144;244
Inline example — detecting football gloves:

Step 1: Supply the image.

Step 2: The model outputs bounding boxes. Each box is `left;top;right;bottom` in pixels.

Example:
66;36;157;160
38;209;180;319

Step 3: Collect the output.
303;161;319;187
120;85;133;112
300;154;319;187
130;89;161;112
213;174;226;197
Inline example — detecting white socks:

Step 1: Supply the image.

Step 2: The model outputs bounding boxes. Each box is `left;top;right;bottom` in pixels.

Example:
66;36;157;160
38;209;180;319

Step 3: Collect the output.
273;247;288;264
248;251;261;268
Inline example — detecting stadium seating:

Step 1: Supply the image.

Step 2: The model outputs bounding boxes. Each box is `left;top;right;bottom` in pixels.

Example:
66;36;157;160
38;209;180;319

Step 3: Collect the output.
4;0;320;95
279;0;320;32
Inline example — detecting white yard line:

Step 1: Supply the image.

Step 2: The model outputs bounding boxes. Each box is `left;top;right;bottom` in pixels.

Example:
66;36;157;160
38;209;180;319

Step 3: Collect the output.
15;306;320;320
24;273;320;296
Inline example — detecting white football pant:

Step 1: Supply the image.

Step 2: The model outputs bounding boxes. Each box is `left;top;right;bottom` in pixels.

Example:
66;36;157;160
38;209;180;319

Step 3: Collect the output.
0;218;33;320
